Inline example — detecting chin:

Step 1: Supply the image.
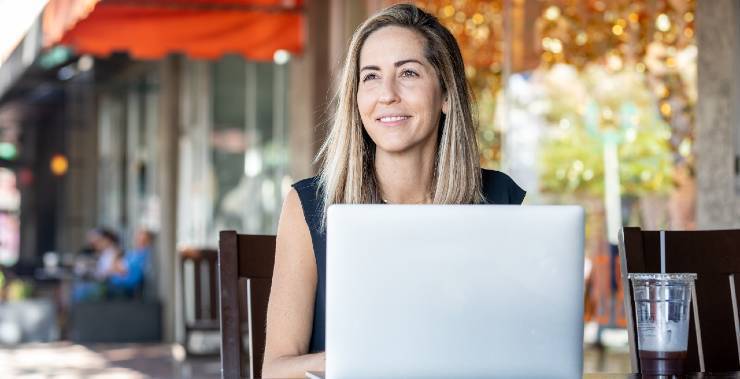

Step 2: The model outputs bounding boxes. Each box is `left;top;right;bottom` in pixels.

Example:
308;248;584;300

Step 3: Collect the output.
374;140;417;154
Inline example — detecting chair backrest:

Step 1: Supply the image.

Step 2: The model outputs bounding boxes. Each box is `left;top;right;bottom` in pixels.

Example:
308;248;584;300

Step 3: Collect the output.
618;227;740;373
218;231;276;379
180;248;220;328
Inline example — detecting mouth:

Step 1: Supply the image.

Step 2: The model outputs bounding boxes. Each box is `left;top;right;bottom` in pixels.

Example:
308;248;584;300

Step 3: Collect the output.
376;115;411;125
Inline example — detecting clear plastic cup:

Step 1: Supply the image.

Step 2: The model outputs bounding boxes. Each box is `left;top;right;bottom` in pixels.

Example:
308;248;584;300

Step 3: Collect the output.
628;273;697;376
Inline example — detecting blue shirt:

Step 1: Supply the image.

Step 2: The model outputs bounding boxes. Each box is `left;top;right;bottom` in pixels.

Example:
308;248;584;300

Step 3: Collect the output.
292;169;526;352
109;247;150;290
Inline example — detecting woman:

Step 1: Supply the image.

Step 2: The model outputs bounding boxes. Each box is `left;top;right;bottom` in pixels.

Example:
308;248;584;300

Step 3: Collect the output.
262;4;525;377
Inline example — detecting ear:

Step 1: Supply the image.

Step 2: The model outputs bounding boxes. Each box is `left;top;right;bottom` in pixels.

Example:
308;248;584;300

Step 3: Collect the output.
442;96;450;115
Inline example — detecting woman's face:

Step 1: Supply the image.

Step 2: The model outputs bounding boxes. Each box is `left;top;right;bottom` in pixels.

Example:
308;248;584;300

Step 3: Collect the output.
357;26;447;156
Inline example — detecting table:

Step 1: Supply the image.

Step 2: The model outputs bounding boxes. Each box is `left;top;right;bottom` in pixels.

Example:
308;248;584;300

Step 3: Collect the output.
296;372;740;379
585;374;740;378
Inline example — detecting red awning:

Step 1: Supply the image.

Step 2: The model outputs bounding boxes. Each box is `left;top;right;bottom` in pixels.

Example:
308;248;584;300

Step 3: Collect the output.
42;0;304;61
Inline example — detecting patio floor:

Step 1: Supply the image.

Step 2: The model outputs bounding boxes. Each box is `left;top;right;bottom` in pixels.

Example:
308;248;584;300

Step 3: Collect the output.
0;342;220;379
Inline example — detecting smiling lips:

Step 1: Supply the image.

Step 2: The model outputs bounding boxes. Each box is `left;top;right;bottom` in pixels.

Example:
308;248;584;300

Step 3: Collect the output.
377;115;411;125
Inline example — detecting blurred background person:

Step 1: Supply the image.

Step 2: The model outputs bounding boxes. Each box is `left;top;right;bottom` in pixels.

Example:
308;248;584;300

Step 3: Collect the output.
92;228;123;281
72;227;122;302
107;229;155;299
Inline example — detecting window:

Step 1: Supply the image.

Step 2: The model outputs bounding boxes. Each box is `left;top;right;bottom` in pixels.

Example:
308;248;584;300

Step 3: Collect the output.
178;54;291;246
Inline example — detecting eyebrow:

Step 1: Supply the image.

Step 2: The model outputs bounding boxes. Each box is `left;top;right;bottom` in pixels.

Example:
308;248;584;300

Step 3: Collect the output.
359;59;424;72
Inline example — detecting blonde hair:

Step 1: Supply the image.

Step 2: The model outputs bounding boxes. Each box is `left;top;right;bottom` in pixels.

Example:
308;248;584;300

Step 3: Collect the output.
317;3;483;223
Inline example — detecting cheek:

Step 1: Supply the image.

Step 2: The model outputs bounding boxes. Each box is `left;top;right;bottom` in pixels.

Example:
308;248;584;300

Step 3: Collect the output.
403;83;442;113
356;92;373;119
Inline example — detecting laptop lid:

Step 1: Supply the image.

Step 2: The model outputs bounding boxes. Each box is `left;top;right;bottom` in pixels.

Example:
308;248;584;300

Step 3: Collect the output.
326;205;585;379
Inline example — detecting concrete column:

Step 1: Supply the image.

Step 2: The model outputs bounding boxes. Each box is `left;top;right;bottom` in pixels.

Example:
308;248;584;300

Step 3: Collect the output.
329;0;368;74
58;68;98;255
288;0;374;181
288;0;331;179
157;55;181;342
695;0;740;229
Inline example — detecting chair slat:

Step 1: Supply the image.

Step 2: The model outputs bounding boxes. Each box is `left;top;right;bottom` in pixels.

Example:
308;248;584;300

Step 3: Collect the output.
194;259;203;320
247;277;272;379
621;227;646;273
239;278;250;378
619;227;645;373
209;257;219;320
694;275;739;371
219;231;242;379
732;274;740;367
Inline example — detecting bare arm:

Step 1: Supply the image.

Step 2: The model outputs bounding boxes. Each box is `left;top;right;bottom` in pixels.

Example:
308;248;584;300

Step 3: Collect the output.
262;189;325;378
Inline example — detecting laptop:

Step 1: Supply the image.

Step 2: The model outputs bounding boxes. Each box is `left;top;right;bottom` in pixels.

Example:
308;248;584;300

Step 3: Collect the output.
318;204;585;379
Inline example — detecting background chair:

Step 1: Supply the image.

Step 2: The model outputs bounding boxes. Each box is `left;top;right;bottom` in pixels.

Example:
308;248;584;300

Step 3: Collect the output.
618;227;740;373
180;248;220;355
218;231;276;379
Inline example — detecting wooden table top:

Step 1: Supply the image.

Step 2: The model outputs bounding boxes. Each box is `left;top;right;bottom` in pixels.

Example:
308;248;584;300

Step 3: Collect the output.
296;372;740;379
584;373;740;378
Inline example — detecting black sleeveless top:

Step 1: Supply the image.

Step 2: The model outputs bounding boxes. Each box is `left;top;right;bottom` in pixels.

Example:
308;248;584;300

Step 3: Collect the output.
292;169;526;353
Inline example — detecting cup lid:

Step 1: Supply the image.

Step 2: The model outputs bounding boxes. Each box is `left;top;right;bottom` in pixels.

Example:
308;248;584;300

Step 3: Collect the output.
628;273;697;281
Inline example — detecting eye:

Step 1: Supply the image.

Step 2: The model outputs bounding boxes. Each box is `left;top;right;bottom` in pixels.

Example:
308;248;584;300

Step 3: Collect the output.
400;69;419;78
362;72;379;82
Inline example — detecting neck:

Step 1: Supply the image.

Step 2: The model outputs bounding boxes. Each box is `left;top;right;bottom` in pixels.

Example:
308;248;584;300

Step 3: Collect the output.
374;147;436;204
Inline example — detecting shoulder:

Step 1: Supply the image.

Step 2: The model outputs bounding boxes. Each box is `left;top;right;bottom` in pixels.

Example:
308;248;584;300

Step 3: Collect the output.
290;176;323;228
278;188;310;236
480;169;526;205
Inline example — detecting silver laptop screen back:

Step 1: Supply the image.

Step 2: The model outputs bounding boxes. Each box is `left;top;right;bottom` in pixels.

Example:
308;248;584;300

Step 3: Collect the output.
326;205;585;379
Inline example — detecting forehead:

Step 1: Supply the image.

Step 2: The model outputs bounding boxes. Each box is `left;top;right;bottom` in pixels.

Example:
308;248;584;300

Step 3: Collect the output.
359;26;428;66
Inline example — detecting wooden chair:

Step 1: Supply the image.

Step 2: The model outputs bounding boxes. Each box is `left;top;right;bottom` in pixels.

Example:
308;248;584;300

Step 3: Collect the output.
618;227;740;373
218;231;276;379
180;248;220;355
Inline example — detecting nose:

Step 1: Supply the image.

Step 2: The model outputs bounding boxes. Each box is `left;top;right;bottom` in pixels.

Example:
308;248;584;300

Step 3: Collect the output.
378;76;400;105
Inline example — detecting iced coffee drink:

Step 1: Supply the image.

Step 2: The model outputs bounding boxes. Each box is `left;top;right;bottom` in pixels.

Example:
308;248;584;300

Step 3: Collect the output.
629;273;697;376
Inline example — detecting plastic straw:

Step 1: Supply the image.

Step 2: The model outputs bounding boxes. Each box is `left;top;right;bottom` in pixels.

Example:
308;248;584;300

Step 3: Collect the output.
660;230;666;273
